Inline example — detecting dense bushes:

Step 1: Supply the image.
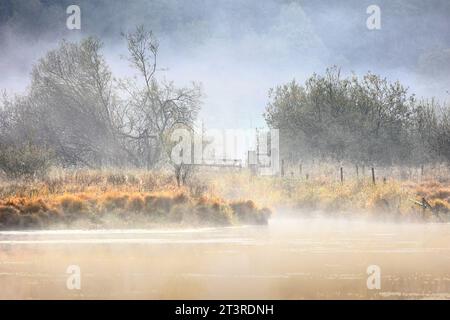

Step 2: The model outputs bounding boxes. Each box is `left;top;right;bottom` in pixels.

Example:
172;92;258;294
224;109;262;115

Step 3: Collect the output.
0;143;53;179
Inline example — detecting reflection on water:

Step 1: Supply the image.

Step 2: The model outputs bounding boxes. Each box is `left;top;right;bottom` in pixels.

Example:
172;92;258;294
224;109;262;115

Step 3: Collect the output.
1;218;450;299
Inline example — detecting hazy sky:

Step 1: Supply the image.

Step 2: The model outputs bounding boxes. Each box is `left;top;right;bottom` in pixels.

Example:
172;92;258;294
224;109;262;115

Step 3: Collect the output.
1;0;449;128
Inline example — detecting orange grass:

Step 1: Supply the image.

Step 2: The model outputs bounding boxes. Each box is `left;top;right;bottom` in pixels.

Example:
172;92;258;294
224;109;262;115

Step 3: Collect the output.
0;167;449;229
0;169;271;229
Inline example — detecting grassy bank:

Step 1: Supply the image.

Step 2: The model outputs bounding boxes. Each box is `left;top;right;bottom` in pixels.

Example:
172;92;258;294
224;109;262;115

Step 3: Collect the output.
0;169;271;229
202;169;450;221
0;167;449;229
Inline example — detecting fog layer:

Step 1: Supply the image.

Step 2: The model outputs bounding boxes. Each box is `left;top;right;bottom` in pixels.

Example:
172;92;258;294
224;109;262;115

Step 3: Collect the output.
1;0;449;127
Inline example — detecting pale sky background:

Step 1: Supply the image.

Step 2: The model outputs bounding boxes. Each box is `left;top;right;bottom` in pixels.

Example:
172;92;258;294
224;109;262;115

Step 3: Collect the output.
1;0;450;130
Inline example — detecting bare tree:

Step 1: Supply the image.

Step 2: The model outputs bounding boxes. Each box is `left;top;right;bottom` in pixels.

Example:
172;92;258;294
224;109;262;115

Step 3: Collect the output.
119;25;202;171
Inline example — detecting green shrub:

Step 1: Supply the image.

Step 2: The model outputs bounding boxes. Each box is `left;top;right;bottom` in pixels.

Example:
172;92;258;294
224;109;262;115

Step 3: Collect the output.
0;143;53;179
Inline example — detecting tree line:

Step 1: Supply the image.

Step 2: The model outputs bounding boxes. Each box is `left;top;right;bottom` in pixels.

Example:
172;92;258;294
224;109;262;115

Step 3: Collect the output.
264;67;450;167
0;26;201;178
2;31;449;179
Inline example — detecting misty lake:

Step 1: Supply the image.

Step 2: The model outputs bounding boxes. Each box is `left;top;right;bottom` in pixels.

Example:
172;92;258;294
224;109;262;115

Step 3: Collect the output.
1;217;450;299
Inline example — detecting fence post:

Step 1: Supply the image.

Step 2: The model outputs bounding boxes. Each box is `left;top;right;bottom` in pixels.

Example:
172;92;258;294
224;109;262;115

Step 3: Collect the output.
371;167;376;185
340;167;344;184
281;159;285;177
356;164;359;178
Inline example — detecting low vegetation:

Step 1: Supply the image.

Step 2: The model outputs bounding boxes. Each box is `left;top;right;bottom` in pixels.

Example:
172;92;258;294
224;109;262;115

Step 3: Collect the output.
0;169;271;230
202;165;450;222
0;165;449;230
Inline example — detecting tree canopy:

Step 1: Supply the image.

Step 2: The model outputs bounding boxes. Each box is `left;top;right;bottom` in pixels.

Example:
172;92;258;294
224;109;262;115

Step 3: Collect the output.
264;67;450;166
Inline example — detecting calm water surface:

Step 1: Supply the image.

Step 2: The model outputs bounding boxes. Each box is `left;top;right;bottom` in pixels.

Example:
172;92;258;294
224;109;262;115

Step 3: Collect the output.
1;218;450;299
